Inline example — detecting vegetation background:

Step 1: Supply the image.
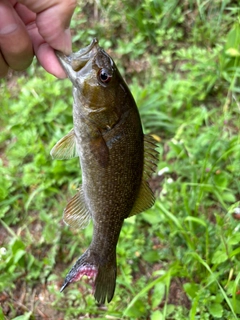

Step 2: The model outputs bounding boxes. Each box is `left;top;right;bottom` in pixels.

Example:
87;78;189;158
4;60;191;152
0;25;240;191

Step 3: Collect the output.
0;0;240;319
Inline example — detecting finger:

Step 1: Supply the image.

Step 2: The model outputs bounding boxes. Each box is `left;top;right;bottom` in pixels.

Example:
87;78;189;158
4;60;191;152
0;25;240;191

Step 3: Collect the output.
14;2;36;26
0;0;33;72
0;51;9;78
18;0;76;54
27;26;67;78
13;2;67;78
37;43;67;79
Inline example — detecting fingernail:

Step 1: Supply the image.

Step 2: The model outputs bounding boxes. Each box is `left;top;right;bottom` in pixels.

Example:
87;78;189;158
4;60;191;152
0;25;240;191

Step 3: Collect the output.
0;6;18;35
63;28;72;55
0;23;17;35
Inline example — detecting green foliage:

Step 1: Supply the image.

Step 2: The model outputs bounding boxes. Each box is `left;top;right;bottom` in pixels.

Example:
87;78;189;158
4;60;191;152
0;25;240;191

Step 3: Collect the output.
0;0;240;319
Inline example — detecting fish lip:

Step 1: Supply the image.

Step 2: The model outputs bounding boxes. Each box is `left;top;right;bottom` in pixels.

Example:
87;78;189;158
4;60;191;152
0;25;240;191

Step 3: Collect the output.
70;38;98;71
60;281;69;292
55;38;99;82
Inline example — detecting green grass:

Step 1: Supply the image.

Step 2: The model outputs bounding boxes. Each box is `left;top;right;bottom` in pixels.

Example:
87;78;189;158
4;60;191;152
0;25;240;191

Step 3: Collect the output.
0;1;240;319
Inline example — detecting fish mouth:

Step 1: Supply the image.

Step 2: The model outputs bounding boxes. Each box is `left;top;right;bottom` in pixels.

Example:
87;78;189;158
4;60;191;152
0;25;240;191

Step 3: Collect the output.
55;38;99;83
60;264;98;292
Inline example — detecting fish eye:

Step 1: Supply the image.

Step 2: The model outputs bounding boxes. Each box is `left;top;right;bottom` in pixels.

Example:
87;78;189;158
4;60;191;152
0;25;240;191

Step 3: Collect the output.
98;69;112;83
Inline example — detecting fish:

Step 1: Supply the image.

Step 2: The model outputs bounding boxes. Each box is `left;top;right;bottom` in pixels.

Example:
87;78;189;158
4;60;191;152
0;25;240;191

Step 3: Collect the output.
51;39;158;304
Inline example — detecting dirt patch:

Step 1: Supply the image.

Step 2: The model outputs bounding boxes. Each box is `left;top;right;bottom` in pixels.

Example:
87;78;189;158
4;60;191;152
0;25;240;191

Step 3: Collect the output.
167;278;191;309
1;281;66;320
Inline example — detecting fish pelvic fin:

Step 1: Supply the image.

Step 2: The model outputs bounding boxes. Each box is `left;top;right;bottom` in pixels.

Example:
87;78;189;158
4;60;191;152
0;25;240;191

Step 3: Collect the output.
60;249;117;304
50;128;78;160
63;186;91;229
128;134;159;217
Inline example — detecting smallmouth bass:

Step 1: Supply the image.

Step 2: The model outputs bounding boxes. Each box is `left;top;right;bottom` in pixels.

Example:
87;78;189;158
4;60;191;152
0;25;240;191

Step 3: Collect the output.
51;39;158;304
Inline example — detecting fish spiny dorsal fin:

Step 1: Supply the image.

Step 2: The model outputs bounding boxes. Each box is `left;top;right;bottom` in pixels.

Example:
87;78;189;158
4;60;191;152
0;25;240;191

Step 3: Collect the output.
128;134;159;217
64;186;92;229
50;128;78;160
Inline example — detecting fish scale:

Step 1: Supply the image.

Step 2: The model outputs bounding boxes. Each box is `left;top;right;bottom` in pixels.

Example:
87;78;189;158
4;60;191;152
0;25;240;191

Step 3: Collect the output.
51;39;158;304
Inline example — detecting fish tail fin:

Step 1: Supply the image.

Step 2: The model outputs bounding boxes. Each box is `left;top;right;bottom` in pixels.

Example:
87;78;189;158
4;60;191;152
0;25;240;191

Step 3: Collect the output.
94;258;117;304
60;249;117;304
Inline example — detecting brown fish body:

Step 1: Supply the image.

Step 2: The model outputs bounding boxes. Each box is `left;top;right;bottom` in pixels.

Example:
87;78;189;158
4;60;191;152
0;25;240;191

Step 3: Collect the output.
79;106;144;248
51;39;158;303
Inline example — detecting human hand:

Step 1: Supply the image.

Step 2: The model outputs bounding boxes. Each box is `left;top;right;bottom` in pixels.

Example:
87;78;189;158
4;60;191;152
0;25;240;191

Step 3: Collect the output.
0;0;77;78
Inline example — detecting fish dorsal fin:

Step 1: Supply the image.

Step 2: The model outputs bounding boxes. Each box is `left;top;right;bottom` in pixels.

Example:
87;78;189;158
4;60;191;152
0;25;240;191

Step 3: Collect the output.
63;187;91;229
50;128;78;160
128;134;158;217
143;134;159;180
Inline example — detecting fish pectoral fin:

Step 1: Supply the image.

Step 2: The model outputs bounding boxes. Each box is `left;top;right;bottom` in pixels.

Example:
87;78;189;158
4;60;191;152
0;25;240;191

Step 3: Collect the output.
50;128;78;160
90;135;109;168
63;187;91;229
128;134;159;217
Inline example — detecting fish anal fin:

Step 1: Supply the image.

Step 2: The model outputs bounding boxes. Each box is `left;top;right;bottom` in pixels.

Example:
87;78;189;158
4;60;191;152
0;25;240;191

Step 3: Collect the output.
64;187;91;229
128;181;155;217
50;128;78;160
128;134;158;217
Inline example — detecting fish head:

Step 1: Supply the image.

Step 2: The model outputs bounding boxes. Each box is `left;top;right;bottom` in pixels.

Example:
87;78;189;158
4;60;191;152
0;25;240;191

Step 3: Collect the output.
56;39;133;129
